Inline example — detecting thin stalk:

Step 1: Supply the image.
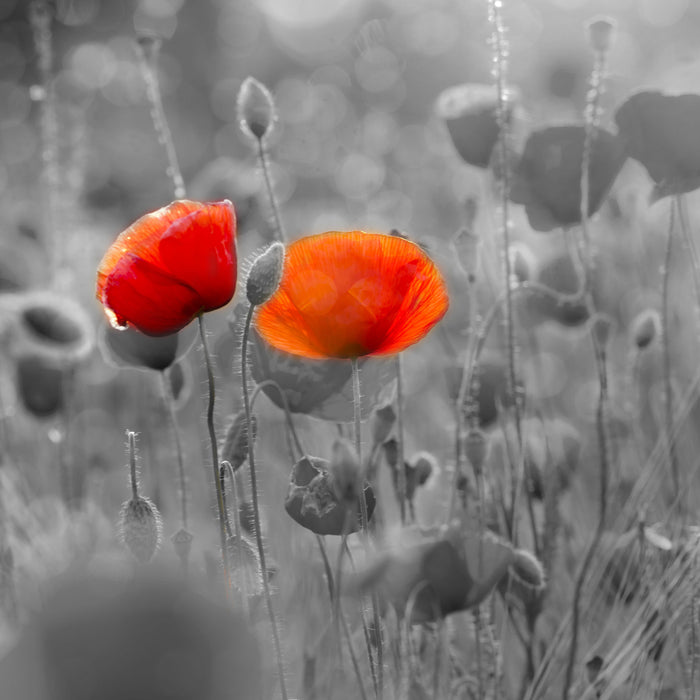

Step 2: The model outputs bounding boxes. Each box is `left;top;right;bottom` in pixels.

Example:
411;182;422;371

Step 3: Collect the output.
159;371;188;531
223;460;250;615
661;203;679;500
394;354;407;523
257;139;286;241
136;36;186;199
241;304;289;700
250;378;304;458
561;334;610;700
219;465;232;538
197;314;231;590
128;430;139;499
351;358;384;699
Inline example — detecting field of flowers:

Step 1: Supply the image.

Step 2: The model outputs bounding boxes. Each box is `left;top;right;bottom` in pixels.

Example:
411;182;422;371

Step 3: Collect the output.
1;0;700;698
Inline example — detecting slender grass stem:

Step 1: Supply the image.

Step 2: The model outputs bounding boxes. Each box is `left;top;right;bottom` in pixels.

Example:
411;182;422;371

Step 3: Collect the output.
197;314;231;590
351;358;384;699
561;334;610;700
257;139;286;242
241;304;288;700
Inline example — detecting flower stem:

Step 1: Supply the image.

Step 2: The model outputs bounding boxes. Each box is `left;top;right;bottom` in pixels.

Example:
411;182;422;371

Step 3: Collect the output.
351;358;383;700
661;203;679;500
241;303;288;700
159;371;188;532
136;36;186;200
257;138;286;242
561;332;609;700
394;354;407;523
197;314;231;591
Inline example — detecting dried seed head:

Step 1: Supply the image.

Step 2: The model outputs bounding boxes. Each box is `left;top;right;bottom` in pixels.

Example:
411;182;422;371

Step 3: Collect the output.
464;428;489;474
586;15;617;54
371;403;396;446
120;496;162;563
220;412;257;471
632;308;660;349
246;242;285;306
237;76;277;143
329;438;362;504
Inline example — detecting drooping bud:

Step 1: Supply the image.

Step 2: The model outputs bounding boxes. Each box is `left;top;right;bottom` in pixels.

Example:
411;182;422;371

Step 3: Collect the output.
409;451;437;487
171;528;193;566
237;76;277;143
220;412;257;472
464;428;489;474
632;308;660;350
585;15;617;54
329;438;362;505
246;242;285;306
382;437;398;469
371;403;396;446
120;495;162;563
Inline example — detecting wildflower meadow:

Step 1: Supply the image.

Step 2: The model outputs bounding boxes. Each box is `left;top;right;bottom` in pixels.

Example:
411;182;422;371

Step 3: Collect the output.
1;0;700;698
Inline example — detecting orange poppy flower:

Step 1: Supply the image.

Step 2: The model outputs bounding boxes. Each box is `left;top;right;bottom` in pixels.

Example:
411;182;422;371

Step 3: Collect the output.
254;231;449;359
96;200;237;336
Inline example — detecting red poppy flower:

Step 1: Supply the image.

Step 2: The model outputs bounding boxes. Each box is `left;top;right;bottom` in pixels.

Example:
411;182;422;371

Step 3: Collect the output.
96;200;237;336
254;231;449;359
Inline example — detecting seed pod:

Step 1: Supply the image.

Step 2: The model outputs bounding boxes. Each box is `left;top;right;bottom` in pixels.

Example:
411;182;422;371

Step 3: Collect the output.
632;308;660;349
237;76;277;142
120;496;162;563
246;242;285;306
586;15;616;54
220;412;257;471
371;403;396;446
464;428;489;474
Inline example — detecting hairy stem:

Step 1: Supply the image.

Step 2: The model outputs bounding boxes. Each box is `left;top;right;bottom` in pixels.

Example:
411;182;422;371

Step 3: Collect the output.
257;139;286;242
197;314;231;590
242;304;288;700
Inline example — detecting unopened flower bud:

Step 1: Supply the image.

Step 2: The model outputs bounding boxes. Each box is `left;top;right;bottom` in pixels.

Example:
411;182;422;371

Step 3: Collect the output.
237;76;277;142
452;226;480;283
247;242;285;305
120;496;162;563
382;437;398;469
221;412;257;471
464;428;489;473
632;309;660;349
586;15;616;54
590;312;615;348
371;404;396;446
511;548;546;590
171;528;193;565
329;438;362;504
410;451;437;486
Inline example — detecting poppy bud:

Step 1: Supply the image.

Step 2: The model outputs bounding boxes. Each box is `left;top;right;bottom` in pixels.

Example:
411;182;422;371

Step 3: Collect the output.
382;437;398;469
329;438;362;505
371;403;396;446
452;226;480;283
632;309;660;349
120;496;162;563
220;412;257;472
227;533;263;595
246;242;285;306
585;16;616;54
511;548;546;589
464;428;489;474
237;76;277;143
15;354;65;418
410;451;437;486
590;312;615;348
171;528;193;565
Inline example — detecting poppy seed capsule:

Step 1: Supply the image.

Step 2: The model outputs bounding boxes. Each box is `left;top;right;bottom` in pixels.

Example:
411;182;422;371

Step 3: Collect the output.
237;76;277;142
120;496;162;563
464;428;489;473
246;242;285;306
329;438;362;504
586;15;616;54
632;309;660;349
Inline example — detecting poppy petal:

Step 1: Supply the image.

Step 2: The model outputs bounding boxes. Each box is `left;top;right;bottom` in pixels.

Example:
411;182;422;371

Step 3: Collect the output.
101;253;204;336
158;200;237;311
255;231;449;359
